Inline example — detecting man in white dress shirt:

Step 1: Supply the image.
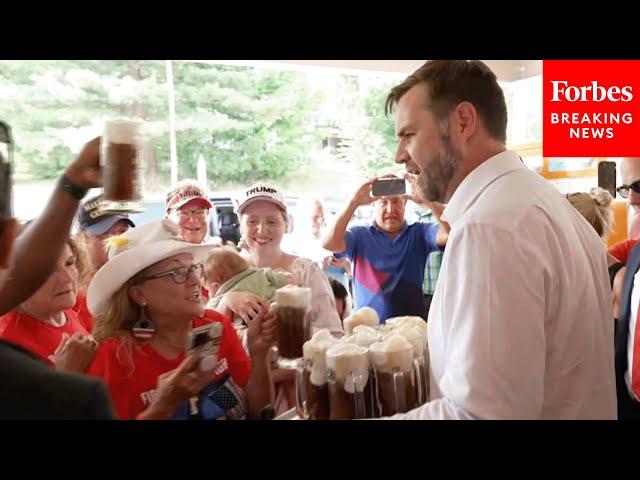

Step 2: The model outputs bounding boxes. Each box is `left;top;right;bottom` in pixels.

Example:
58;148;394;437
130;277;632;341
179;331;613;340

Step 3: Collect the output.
384;60;616;419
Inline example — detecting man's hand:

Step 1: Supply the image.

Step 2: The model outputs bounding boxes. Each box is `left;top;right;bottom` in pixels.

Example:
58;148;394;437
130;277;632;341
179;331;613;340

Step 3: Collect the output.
323;179;376;254
63;137;102;190
404;173;426;205
350;178;377;208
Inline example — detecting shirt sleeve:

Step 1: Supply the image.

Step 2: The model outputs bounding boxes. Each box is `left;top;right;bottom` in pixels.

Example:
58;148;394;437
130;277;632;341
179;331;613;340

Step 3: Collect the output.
609;239;638;265
81;379;116;420
334;227;361;259
213;312;252;387
298;260;344;334
420;222;443;252
390;223;546;419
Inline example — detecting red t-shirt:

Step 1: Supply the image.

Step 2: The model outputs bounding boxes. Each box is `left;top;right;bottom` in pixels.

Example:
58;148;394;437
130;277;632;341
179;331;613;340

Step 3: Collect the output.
72;293;95;333
0;309;89;366
86;310;251;420
608;238;640;265
201;286;210;300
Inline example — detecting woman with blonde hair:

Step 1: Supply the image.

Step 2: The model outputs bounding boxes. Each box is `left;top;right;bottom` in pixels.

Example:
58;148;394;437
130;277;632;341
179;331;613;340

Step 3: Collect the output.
566;187;614;239
567;187;625;318
85;219;276;420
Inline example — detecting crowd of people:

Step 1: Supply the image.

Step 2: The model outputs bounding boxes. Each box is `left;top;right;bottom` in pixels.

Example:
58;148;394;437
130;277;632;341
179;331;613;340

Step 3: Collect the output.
0;59;638;419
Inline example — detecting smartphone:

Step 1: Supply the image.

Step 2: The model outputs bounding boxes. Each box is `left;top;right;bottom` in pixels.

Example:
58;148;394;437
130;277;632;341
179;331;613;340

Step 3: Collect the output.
598;161;617;198
188;323;223;354
371;178;406;197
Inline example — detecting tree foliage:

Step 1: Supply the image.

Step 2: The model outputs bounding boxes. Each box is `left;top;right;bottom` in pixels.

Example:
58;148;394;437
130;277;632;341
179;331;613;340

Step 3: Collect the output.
0;61;399;191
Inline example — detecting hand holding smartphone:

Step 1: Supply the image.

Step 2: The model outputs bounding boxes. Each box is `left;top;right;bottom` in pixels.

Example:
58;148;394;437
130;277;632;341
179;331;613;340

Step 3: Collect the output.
371;178;406;197
598;161;617;198
188;323;223;372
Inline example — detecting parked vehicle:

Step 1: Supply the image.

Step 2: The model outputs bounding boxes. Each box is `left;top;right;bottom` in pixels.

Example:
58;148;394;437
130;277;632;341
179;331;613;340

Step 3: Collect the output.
209;194;240;244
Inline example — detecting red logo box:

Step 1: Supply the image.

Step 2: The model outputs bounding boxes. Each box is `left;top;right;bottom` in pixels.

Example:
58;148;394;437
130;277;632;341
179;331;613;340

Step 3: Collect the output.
543;60;640;157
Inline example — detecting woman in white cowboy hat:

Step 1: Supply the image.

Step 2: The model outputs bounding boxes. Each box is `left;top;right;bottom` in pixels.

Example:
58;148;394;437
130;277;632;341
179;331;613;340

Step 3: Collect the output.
85;219;276;420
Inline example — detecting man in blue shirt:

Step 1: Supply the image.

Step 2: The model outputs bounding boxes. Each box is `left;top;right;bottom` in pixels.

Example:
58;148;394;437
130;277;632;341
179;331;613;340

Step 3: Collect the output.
322;174;448;322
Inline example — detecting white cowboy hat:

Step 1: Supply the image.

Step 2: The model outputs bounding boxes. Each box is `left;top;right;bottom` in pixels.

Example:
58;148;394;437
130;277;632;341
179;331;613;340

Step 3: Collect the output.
87;219;214;319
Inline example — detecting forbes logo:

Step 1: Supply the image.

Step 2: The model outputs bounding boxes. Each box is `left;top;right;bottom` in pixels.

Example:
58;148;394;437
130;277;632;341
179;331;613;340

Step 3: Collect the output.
551;80;633;102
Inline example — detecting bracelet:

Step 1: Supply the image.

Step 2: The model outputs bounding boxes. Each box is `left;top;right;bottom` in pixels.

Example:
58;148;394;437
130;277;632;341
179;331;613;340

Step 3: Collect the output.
58;173;88;200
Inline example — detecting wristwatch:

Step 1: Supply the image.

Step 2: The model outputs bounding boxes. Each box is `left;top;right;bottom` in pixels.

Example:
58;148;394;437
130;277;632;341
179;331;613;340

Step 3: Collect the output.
58;173;88;200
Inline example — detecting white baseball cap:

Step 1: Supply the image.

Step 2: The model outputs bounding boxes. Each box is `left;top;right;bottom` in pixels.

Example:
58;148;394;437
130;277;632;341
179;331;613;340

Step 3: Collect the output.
237;183;287;215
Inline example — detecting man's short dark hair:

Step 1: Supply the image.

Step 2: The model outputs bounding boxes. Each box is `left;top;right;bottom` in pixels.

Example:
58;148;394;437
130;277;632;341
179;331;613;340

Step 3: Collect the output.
385;60;508;143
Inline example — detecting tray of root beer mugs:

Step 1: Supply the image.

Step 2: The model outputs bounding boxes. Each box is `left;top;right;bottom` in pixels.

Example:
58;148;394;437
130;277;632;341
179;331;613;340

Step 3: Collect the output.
274;305;430;420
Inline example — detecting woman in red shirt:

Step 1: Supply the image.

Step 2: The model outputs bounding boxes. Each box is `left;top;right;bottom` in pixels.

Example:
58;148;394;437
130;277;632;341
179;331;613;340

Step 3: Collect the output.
0;236;96;372
86;219;276;420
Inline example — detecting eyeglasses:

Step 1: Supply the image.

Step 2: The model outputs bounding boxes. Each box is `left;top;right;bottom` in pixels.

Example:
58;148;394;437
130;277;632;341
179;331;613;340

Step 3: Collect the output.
177;209;208;220
617;180;640;199
142;263;204;284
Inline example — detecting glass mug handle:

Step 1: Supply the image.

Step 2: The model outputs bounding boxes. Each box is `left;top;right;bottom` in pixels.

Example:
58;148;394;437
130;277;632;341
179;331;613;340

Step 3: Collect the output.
270;301;280;359
422;338;430;401
371;368;382;418
413;357;425;406
392;367;406;413
295;359;310;420
351;371;366;419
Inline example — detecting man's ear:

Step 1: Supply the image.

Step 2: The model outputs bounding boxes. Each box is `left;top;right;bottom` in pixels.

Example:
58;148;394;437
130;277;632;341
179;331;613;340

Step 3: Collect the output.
452;101;478;141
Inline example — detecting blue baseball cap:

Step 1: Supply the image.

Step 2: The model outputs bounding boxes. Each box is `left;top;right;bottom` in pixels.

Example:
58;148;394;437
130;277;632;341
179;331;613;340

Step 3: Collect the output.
78;194;135;235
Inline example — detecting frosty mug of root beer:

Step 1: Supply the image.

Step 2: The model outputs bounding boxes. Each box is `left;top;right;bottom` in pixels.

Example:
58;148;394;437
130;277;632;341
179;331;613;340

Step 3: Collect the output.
100;118;145;213
273;285;313;369
295;329;338;420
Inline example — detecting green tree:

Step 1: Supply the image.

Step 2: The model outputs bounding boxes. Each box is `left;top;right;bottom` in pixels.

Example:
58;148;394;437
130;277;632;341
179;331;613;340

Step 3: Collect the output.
326;75;399;177
0;60;169;183
171;62;324;187
1;61;407;194
0;60;326;192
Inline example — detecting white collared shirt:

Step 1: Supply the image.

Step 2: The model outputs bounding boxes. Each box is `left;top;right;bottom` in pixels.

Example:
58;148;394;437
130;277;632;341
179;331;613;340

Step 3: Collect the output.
391;151;616;419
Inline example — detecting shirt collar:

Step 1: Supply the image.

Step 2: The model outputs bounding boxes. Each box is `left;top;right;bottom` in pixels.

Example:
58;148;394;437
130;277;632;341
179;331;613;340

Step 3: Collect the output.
441;151;524;225
370;220;409;237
